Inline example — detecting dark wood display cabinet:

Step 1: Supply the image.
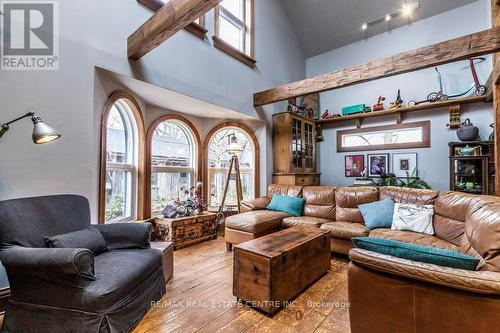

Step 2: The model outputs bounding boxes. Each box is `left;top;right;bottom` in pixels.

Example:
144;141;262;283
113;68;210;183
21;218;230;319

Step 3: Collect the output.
449;141;495;195
272;112;320;186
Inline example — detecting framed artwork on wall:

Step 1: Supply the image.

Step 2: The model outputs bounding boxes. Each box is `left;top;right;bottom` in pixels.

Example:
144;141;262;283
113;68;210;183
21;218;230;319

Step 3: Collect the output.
345;155;365;177
393;153;418;178
368;154;389;177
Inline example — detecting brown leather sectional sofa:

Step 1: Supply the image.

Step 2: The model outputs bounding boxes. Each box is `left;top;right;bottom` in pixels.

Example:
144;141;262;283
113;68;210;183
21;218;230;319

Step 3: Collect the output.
225;184;500;333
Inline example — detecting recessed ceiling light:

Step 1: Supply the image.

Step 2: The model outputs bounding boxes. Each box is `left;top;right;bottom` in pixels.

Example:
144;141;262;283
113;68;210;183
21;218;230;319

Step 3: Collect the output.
362;23;368;30
385;14;391;21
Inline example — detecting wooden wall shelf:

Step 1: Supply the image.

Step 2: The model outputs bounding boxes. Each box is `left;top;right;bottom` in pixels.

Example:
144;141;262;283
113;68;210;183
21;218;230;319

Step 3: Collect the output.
316;95;489;127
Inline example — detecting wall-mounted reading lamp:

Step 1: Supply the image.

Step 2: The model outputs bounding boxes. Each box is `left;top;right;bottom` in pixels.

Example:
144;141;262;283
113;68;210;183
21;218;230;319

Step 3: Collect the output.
0;111;61;144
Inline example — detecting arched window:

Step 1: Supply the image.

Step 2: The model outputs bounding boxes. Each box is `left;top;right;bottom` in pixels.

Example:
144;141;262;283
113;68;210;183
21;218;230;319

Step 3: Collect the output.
100;92;145;224
149;119;198;213
206;124;259;209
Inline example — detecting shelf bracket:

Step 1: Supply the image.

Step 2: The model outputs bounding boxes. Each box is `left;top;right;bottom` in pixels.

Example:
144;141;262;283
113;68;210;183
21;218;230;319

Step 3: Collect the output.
354;117;361;128
395;111;403;124
447;104;461;129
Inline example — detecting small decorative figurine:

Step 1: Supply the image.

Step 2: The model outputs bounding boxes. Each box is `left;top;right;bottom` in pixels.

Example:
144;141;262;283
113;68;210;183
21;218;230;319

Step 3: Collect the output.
373;96;385;111
389;89;404;109
321;110;330;119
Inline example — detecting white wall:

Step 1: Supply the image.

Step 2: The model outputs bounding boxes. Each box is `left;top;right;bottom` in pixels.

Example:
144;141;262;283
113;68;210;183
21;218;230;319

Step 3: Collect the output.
306;0;493;191
0;0;305;224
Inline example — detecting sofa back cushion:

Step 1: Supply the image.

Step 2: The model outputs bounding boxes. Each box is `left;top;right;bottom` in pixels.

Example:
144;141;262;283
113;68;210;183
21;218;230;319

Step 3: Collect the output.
0;195;91;248
379;187;439;205
267;184;303;199
302;186;336;220
336;187;378;223
434;192;496;246
465;202;500;272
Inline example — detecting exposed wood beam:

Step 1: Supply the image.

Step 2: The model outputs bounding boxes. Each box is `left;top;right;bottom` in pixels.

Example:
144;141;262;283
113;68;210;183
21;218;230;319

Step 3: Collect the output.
128;0;222;60
486;71;494;102
254;27;500;106
493;0;500;195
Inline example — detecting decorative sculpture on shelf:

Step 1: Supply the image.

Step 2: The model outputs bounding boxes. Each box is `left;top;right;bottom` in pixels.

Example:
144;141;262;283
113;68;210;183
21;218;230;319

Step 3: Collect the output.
389;89;404;109
373;96;386;111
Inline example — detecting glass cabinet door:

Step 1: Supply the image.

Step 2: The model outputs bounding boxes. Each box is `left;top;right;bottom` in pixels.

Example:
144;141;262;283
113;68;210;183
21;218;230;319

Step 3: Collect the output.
453;159;484;194
292;118;302;168
304;123;314;168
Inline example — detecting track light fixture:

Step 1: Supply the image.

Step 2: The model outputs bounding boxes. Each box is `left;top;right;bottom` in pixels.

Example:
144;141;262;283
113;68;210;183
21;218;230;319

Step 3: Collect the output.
361;1;419;31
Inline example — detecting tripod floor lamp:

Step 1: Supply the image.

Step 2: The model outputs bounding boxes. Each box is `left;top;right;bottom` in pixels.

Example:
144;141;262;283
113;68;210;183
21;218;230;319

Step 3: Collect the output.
218;134;244;214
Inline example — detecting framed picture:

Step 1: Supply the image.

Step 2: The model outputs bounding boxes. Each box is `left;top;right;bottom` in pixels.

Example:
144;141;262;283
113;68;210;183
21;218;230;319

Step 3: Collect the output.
345;155;364;177
368;154;389;177
393;153;418;178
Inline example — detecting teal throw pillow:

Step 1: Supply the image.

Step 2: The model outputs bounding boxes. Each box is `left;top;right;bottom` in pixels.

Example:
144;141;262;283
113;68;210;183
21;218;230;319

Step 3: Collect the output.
266;194;305;217
358;197;394;229
352;237;480;271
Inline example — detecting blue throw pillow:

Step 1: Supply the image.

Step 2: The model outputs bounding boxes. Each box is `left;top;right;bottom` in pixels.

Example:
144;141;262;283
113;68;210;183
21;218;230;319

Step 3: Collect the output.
352;237;480;271
358;197;394;229
266;194;305;217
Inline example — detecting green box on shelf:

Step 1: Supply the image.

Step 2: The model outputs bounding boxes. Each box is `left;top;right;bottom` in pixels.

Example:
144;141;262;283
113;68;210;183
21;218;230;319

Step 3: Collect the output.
342;104;366;115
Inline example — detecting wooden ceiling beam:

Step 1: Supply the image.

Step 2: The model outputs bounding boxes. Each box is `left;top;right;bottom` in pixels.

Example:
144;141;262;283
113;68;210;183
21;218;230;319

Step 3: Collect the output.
128;0;222;60
254;27;500;106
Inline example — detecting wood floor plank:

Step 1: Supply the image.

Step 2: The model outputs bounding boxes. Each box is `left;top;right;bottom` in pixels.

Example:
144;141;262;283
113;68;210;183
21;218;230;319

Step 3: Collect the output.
133;238;351;333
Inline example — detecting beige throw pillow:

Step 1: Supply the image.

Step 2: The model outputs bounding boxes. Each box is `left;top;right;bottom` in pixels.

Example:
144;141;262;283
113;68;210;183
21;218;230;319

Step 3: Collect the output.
391;203;434;235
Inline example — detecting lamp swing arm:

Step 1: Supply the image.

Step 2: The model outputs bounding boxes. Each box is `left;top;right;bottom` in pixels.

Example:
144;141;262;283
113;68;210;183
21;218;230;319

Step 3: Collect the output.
0;111;61;143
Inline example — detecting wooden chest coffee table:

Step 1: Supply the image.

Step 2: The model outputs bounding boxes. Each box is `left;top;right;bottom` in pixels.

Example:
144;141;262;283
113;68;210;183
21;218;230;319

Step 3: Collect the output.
233;226;331;314
154;212;218;250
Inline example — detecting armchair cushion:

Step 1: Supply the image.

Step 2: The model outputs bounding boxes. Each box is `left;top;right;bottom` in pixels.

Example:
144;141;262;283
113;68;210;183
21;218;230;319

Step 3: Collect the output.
45;227;107;255
349;248;500;295
94;222;152;250
353;237;479;270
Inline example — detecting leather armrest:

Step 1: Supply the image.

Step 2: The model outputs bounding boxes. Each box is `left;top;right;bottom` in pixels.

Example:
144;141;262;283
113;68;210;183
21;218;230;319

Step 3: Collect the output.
95;222;152;250
349;248;500;295
241;197;270;211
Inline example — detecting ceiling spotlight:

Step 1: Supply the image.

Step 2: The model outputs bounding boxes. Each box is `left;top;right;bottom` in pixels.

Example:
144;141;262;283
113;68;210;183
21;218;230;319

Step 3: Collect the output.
402;2;417;17
385;14;391;21
362;23;368;30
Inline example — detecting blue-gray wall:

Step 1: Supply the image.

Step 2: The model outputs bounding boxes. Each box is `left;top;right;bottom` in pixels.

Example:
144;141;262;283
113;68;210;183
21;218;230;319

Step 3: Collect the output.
306;0;492;190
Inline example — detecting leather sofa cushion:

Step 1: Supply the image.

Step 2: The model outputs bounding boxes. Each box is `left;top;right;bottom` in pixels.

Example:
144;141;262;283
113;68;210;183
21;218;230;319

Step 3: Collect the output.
379;186;439;205
335;187;378;223
303;186;336;219
434;192;498;246
241;197;271;211
282;216;332;229
267;184;303;198
86;249;163;312
321;222;370;240
225;210;289;234
350;248;500;295
369;229;457;251
465;202;500;272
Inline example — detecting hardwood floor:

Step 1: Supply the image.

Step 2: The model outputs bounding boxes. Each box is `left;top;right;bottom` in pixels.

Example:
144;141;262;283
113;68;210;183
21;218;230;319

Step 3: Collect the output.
132;238;351;333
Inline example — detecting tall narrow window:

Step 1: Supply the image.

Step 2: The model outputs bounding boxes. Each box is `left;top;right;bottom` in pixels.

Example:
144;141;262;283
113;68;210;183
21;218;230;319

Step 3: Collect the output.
214;0;255;67
104;100;140;222
150;120;197;214
207;126;256;209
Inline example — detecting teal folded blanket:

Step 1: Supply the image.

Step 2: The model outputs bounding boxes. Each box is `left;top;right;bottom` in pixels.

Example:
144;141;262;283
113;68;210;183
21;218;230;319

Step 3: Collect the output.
352;237;480;271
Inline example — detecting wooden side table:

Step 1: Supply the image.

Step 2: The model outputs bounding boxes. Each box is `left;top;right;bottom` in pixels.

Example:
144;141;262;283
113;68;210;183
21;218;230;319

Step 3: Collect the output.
153;212;218;250
151;242;174;283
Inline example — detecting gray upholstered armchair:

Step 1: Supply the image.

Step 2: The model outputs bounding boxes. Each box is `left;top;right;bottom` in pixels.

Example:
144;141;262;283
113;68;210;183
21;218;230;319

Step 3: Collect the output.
0;195;166;333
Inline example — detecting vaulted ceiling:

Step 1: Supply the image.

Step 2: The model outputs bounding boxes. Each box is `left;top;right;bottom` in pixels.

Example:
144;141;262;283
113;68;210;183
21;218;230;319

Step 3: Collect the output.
281;0;480;58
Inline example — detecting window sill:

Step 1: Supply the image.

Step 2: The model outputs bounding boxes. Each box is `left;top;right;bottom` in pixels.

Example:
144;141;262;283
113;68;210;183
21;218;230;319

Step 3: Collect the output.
185;22;208;40
212;36;257;69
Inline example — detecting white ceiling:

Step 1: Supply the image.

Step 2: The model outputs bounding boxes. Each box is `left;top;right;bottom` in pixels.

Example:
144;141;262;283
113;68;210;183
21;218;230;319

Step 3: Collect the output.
281;0;480;58
96;68;255;120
